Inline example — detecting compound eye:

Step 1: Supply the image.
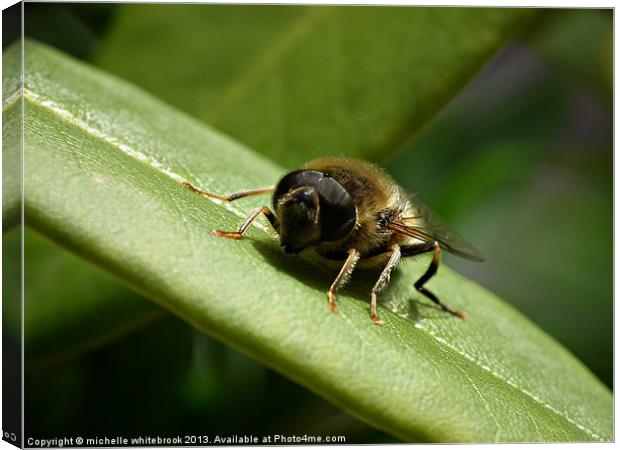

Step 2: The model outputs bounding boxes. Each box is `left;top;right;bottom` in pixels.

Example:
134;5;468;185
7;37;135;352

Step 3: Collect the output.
315;176;356;242
274;170;356;242
273;170;324;210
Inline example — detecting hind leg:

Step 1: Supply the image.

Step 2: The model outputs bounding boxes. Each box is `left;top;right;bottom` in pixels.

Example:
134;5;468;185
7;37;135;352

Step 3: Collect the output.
404;242;467;320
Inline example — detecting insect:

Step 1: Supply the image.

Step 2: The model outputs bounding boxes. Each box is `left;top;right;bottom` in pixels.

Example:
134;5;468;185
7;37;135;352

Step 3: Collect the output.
182;157;484;324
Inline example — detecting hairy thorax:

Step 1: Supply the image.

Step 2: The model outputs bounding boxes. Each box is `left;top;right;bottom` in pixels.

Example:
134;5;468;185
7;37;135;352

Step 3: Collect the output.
302;157;422;269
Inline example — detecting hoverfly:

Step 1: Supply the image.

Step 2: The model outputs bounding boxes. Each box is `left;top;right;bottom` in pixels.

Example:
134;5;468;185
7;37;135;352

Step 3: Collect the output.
183;157;483;324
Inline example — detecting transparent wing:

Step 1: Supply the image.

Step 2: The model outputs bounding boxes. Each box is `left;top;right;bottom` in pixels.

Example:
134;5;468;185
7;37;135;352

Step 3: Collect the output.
388;193;485;262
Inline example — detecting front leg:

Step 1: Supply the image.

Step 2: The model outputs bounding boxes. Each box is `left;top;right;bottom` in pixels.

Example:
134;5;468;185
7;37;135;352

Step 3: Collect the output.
181;181;274;202
211;207;279;239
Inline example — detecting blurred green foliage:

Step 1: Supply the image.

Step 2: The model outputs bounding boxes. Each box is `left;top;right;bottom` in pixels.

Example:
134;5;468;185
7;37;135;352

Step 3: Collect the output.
93;5;535;167
4;228;162;364
387;8;612;384
7;3;612;443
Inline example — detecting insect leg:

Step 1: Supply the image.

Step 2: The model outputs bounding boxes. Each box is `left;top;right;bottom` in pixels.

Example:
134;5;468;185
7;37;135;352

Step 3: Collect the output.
328;249;361;314
181;181;274;202
369;244;401;325
414;242;467;320
211;207;279;239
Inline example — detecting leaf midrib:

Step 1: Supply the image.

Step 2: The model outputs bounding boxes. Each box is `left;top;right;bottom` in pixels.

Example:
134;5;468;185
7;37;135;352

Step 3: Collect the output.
13;87;603;441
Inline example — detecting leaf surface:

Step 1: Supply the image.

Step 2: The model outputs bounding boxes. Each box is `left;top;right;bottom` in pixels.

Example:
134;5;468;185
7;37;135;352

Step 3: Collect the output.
12;40;612;442
3;40;21;227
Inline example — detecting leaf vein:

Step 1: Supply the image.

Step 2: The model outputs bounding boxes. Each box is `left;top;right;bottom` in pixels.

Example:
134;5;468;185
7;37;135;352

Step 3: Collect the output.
21;88;271;236
414;322;602;440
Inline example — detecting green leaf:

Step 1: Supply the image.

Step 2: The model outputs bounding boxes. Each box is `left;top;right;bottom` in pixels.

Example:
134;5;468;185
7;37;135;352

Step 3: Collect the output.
94;5;537;167
2;227;164;366
3;39;21;228
13;40;611;442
